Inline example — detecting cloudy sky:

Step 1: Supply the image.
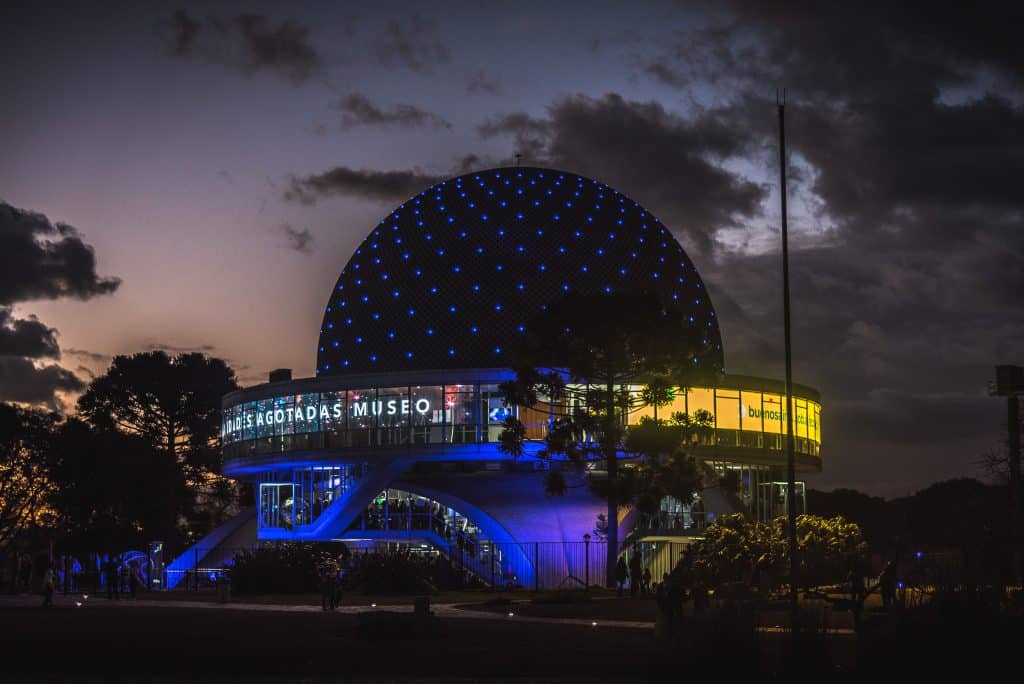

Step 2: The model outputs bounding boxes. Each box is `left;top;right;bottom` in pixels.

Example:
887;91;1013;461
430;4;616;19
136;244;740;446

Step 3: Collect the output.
2;1;1021;496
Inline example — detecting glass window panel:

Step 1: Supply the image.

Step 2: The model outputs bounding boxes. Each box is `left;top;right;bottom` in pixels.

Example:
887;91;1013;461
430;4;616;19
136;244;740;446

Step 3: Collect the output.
272;395;295;436
761;394;784;435
812;403;821;444
795;399;808;439
686;387;715;423
481;383;511;442
445;384;478;443
347;389;375;448
741;392;763;433
715;391;740;430
256;398;275;440
294;393;320;435
412;385;444;444
321;391;346;448
628;385;653;424
377;386;410;446
242;402;257;441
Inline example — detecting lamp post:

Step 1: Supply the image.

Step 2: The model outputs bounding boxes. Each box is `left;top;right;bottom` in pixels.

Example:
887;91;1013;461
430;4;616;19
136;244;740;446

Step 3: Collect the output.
583;534;591;592
778;93;800;639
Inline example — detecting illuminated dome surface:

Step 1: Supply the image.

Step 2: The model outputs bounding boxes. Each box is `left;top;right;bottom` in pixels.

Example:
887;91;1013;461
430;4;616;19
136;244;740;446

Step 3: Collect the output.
317;167;723;375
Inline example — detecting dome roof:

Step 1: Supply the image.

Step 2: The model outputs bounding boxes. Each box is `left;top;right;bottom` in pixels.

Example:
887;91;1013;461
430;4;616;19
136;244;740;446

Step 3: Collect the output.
317;166;723;375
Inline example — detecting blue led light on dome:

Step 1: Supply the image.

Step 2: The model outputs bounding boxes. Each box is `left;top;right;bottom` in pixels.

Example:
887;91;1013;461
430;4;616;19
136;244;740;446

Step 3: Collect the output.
471;326;478;333
449;305;457;313
449;348;456;355
316;166;722;376
355;337;363;343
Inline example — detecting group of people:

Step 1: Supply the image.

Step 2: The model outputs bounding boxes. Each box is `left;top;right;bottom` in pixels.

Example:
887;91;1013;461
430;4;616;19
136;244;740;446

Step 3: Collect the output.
318;555;347;611
614;551;653;597
102;556;145;600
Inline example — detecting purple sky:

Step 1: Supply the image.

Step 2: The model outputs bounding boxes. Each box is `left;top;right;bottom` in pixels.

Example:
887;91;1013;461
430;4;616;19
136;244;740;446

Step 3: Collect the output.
2;1;1021;497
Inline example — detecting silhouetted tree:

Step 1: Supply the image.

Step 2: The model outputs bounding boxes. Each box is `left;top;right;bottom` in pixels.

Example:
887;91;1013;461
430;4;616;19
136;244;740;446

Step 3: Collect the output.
0;403;60;549
48;418;184;555
77;351;238;552
498;289;721;585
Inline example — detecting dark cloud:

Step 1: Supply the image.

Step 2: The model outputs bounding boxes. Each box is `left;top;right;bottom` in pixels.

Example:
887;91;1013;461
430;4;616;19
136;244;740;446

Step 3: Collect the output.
283;167;445;204
336;93;452;130
278;224;314;254
143;342;217;353
65;347;109;363
0;356;84;410
374;14;450;72
478;93;767;253
466;69;502;95
165;9;200;56
0;202;121;306
602;1;1024;492
158;11;323;84
0;308;60;359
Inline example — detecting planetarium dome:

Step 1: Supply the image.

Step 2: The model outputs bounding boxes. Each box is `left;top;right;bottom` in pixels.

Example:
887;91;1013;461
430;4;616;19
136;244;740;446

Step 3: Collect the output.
316;166;723;375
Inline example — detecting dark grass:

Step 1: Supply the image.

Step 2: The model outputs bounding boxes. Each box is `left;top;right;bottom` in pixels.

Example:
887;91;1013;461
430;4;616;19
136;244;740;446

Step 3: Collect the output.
0;601;669;681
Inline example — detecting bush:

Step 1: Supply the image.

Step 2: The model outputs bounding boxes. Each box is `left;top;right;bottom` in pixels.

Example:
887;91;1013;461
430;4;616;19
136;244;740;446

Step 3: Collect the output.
347;550;481;594
683;513;867;590
228;543;341;595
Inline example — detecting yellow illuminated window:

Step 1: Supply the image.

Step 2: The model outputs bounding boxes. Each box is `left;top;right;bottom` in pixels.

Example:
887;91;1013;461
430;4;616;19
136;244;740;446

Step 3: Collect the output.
685;387;715;423
715;390;740;430
795;399;808;439
761;394;784;434
813;404;821;444
740;391;763;432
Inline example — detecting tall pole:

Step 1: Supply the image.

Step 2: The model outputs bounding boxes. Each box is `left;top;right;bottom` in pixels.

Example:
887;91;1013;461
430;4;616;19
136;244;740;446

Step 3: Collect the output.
1009;395;1021;511
778;94;800;635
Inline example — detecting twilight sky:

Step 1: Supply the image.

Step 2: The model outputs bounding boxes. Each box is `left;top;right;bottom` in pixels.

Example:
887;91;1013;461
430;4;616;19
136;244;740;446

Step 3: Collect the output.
2;1;1021;497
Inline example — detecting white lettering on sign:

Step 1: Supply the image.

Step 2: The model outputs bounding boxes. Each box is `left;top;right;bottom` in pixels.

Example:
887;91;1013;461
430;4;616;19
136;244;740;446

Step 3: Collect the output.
222;398;433;439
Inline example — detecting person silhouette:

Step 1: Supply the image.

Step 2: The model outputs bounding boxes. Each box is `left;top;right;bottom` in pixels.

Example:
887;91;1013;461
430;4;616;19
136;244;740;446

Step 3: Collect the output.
615;557;628;597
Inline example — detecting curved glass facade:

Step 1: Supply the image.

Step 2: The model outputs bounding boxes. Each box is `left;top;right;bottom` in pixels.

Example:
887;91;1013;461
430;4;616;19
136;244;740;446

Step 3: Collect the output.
222;377;821;462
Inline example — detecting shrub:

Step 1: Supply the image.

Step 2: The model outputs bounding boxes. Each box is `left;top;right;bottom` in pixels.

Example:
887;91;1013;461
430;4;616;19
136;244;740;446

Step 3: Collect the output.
228;543;340;595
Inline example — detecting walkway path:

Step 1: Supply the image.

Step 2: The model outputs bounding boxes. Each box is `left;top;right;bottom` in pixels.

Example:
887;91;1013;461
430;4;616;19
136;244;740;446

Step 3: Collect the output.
0;593;653;630
0;593;855;635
